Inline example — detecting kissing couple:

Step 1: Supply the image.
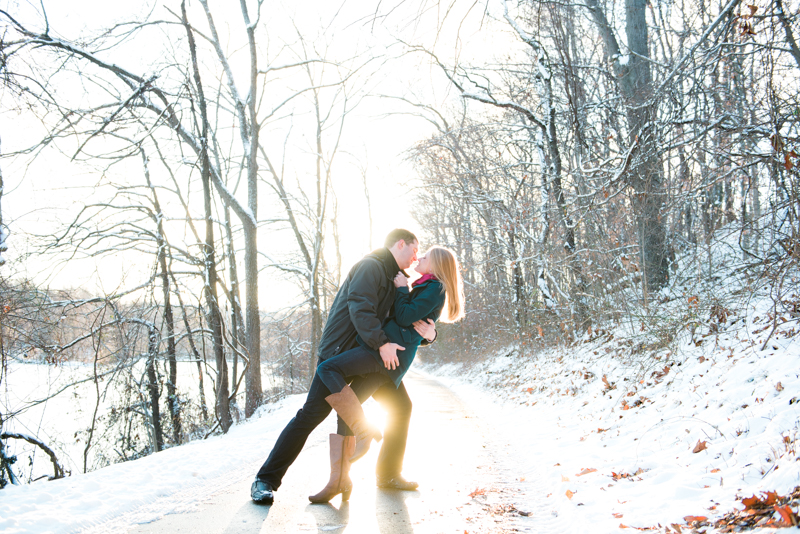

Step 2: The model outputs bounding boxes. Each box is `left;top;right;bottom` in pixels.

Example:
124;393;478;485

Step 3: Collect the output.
251;228;465;504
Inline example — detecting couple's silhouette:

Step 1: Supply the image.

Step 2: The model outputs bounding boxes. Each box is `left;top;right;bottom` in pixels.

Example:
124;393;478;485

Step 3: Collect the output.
250;228;464;506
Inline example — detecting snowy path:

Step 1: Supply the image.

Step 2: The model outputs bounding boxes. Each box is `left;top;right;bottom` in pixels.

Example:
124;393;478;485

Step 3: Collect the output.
80;372;541;534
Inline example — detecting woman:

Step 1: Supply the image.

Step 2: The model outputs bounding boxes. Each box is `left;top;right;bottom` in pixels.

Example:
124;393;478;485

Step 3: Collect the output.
308;246;465;503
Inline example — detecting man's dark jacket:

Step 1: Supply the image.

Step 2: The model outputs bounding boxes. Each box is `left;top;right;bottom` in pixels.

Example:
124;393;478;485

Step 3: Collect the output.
318;247;402;362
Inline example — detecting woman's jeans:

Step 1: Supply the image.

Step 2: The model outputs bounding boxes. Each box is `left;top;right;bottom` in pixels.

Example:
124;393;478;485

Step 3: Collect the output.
254;353;411;488
316;345;387;395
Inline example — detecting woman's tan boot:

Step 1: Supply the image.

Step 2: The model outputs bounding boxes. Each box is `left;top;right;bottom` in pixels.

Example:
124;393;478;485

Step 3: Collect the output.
309;434;355;503
324;385;382;462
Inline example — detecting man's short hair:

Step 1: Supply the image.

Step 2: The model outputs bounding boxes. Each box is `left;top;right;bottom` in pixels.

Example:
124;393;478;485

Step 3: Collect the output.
384;228;418;249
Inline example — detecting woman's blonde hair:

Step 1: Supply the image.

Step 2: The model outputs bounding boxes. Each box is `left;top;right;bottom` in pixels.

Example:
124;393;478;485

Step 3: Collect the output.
427;246;465;323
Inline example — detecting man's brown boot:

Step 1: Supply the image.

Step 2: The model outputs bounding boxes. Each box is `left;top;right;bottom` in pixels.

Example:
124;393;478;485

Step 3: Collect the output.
309;434;355;503
324;385;382;462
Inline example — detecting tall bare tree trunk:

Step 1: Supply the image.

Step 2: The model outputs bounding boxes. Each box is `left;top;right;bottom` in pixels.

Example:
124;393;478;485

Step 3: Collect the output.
624;0;668;296
586;0;669;295
172;276;209;422
0;135;6;267
159;251;180;443
182;1;231;432
776;0;800;71
144;321;164;452
241;0;263;417
309;85;326;381
141;148;181;444
225;206;245;395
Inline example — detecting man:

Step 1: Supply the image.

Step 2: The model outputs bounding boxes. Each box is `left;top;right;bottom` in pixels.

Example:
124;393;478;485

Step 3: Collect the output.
251;229;435;504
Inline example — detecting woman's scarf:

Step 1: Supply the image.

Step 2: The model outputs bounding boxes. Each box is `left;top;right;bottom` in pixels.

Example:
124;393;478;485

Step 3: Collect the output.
412;273;438;287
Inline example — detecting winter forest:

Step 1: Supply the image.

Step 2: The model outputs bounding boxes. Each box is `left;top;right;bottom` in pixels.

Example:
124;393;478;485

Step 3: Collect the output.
1;0;800;531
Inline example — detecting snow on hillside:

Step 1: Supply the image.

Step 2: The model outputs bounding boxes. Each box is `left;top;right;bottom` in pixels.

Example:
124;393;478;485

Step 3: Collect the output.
419;239;800;532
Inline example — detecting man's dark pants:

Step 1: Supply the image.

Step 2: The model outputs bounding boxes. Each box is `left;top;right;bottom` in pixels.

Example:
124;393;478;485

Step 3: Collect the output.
255;365;412;489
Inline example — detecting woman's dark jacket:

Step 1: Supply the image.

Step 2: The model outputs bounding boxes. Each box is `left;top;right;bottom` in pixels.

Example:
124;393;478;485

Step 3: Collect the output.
358;277;445;387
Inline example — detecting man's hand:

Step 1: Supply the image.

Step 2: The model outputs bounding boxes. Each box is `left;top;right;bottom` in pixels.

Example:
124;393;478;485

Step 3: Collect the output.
413;318;436;342
379;342;404;370
393;272;409;288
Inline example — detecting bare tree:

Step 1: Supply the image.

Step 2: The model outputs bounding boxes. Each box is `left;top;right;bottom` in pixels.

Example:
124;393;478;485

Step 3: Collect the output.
0;135;6;268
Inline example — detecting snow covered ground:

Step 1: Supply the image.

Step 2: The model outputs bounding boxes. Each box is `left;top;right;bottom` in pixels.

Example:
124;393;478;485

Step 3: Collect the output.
3;294;798;533
0;394;309;533
2;357;289;480
417;258;800;532
419;321;800;531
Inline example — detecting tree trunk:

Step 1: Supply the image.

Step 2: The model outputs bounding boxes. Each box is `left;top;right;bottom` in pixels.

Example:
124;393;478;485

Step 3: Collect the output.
309;84;326;383
158;242;180;443
145;322;164;452
241;0;263;417
225;206;245;398
776;0;800;71
182;1;231;432
203;211;230;431
141;147;181;444
624;0;669;295
586;0;669;294
172;276;209;422
243;222;261;416
0;135;5;267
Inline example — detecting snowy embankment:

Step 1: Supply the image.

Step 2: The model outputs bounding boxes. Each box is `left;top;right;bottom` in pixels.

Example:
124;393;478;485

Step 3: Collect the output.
418;280;800;531
0;394;307;534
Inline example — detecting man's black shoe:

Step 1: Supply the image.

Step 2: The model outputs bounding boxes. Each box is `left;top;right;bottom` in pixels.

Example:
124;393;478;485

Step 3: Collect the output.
251;479;275;504
376;474;418;491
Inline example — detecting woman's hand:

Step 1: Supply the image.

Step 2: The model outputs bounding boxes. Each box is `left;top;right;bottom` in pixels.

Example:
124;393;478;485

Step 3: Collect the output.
413;318;436;342
393;272;409;288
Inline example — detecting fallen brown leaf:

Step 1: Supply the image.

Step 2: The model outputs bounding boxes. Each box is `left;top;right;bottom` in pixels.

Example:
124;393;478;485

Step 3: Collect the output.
612;471;634;481
692;440;708;453
566;489;574;500
603;375;613;389
710;468;721;473
683;515;707;523
670;523;683;533
562;475;570;482
577;468;597;477
742;491;779;510
613;513;623;518
741;495;759;509
776;382;784;392
774;504;796;526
